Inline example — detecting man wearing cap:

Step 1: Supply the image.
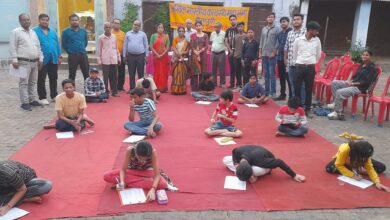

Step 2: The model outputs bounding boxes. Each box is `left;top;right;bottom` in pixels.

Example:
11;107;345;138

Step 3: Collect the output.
84;68;108;103
9;13;44;111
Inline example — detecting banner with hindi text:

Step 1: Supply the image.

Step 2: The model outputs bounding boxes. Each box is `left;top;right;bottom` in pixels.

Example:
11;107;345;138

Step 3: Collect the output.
169;3;249;32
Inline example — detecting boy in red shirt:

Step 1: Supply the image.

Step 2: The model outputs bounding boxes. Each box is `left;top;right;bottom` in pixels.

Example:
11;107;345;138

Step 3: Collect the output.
205;90;242;137
275;97;308;137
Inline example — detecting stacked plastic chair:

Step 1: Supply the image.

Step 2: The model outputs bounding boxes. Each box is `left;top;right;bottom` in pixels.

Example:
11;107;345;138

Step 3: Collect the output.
364;75;390;127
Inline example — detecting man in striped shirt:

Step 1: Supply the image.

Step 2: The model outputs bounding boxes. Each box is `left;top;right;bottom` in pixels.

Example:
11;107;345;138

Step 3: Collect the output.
124;88;162;137
0;160;52;216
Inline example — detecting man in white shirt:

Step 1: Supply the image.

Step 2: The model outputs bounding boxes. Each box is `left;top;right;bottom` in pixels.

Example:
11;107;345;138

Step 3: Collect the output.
9;13;44;111
292;21;322;118
210;22;226;87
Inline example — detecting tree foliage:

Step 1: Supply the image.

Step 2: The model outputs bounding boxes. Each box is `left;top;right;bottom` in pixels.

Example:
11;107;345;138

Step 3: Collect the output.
121;1;139;33
151;3;171;36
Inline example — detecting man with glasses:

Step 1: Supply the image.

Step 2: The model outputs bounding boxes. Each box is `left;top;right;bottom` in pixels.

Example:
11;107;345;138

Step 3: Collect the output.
123;20;149;92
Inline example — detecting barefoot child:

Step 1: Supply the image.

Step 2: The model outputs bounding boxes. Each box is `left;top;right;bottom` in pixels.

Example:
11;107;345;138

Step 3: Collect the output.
275;97;308;137
0;160;52;216
55;79;94;132
223;145;306;183
326;141;390;192
84;68;109;103
124;88;162;138
238;74;268;105
205;90;242;137
103;141;176;201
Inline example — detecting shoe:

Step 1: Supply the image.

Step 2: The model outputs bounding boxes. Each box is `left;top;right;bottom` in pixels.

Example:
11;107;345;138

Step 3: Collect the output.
327;103;335;109
112;93;120;97
327;111;338;118
305;109;313;119
29;101;42;106
21;103;32;111
220;84;226;88
273;95;286;101
38;99;50;105
328;111;345;120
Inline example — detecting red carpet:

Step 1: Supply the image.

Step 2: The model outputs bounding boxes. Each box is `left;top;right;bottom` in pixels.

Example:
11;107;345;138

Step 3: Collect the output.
9;79;390;219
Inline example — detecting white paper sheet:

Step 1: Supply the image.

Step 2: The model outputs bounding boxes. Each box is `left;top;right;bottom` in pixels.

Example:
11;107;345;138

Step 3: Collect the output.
118;188;146;205
214;137;236;146
122;135;146;144
337;175;374;189
80;130;94;135
0;207;29;220
195;101;212;105
245;103;259;108
56;131;74;139
224;176;246;190
8;64;27;78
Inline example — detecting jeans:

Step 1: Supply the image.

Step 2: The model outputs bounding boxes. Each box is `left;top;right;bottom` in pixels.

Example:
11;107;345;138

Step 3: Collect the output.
243;59;257;85
288;66;305;104
0;178;52;206
294;65;315;111
55;118;86;131
228;53;235;86
37;62;58;100
331;80;361;112
277;60;291;98
85;93;109;103
102;64;118;95
210;121;236;132
127;53;145;90
278;124;308;137
68;53;89;80
262;56;277;96
191;92;219;101
211;51;226;86
117;56;126;90
222;156;271;176
124;119;162;135
19;61;38;104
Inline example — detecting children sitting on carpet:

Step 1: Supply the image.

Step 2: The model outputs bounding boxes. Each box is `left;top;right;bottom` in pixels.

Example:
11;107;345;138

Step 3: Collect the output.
223;145;306;183
136;76;160;103
205;90;242;137
191;73;220;102
275;97;308;137
325;141;390;192
237;74;268;105
55;79;95;132
103;141;177;201
0;160;52;216
84;68;109;103
124;88;162;138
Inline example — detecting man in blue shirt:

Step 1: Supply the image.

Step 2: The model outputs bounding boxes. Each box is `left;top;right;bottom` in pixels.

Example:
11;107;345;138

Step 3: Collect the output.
61;14;89;81
274;17;292;101
123;20;149;92
33;14;61;105
238;74;268;105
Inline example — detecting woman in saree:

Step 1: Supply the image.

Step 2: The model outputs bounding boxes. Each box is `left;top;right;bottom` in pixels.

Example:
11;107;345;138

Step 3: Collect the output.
189;20;209;91
150;23;170;93
171;26;190;95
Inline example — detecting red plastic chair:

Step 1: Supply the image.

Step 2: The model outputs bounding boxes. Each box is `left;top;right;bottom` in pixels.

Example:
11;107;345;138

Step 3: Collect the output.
319;61;354;104
351;67;382;117
313;57;341;100
364;75;390;127
340;54;352;64
315;52;327;74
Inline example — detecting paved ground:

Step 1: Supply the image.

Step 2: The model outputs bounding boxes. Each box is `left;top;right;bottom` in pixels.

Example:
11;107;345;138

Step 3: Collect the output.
0;59;389;219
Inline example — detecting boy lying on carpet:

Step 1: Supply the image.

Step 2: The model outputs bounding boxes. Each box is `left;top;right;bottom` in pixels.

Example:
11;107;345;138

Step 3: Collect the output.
237;74;268;105
275;97;308;137
0;160;52;216
205;89;242;138
223;145;306;183
124;88;162;138
191;73;220;102
136;76;160;103
55;79;95;132
325;141;390;192
103;141;177;202
84;68;109;103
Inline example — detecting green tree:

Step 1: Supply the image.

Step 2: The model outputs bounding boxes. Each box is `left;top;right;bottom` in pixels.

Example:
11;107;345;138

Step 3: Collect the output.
121;1;139;33
349;41;368;64
151;3;171;36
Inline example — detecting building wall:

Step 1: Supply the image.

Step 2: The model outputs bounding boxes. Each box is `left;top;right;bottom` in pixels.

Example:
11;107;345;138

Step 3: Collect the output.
366;1;390;56
307;0;356;53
